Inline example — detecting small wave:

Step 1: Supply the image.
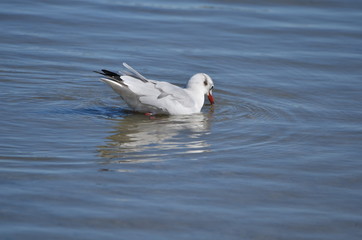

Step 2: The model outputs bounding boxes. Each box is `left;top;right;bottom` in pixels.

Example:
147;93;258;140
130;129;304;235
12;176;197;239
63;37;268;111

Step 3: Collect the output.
213;86;297;123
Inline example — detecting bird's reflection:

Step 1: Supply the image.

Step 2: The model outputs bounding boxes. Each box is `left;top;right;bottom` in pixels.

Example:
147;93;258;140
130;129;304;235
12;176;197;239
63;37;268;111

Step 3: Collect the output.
98;112;213;165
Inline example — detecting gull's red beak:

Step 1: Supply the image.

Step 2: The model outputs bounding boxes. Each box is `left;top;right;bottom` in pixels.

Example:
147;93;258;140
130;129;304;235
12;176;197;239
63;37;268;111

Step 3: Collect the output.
208;92;215;105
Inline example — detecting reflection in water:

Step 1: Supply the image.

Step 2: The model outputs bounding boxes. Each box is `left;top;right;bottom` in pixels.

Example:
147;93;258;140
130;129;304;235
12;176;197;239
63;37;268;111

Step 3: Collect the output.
98;112;212;165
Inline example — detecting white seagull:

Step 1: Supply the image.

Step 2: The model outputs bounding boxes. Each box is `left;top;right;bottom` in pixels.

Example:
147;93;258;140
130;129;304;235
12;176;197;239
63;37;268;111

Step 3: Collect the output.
95;63;215;115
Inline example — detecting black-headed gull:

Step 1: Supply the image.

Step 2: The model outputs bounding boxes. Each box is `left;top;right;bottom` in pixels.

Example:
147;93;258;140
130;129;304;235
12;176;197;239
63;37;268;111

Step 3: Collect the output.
96;63;214;115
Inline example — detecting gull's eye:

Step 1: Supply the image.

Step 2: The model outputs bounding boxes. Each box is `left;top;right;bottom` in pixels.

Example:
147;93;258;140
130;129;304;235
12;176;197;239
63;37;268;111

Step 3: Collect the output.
210;85;214;90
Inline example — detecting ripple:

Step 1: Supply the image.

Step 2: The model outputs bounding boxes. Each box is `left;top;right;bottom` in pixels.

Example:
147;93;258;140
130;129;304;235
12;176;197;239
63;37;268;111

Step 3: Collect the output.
67;106;130;119
210;82;307;152
214;84;298;123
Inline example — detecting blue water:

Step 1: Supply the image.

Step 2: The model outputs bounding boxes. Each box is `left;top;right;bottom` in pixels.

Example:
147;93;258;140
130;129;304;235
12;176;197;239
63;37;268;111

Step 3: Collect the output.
1;0;362;239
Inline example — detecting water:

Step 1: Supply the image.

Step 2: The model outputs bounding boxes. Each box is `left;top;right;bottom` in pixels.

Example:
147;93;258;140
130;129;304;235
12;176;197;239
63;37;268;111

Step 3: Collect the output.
1;0;362;239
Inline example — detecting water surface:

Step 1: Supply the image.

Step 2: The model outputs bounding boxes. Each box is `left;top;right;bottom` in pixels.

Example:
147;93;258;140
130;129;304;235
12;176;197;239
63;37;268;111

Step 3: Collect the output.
1;0;362;239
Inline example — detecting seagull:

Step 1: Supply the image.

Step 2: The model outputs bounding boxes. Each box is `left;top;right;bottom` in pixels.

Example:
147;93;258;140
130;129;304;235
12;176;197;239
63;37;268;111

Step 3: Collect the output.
95;63;215;115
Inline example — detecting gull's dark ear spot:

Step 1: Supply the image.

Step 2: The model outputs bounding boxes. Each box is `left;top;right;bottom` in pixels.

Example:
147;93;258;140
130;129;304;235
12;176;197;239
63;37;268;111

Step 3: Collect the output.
203;80;208;86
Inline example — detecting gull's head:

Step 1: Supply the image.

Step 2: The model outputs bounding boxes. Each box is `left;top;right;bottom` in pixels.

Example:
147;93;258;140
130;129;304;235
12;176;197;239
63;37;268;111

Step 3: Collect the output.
187;73;215;104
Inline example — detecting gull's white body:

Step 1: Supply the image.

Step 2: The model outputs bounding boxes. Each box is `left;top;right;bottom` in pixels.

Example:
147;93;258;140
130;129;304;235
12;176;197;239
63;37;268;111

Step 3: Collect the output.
97;63;214;115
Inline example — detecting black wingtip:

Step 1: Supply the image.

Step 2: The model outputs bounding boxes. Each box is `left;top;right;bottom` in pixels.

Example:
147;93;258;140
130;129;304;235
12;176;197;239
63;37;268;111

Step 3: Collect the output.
102;69;118;76
94;69;119;76
95;69;123;82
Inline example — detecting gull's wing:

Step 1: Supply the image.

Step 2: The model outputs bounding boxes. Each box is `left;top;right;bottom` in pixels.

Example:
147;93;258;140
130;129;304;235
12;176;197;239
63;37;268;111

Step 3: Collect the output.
122;77;194;109
121;62;148;83
120;63;195;108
